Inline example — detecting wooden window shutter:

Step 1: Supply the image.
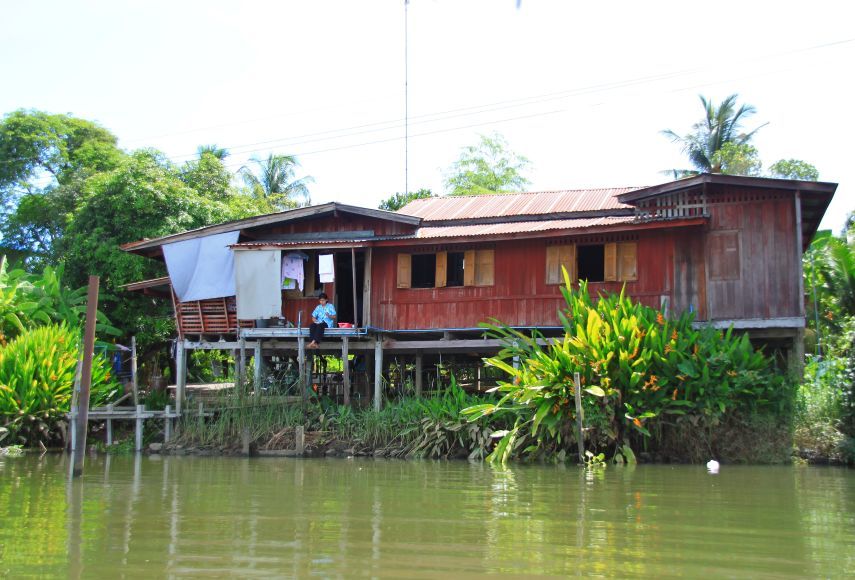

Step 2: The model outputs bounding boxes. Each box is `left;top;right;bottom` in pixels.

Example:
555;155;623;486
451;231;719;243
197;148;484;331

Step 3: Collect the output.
545;246;560;284
397;253;412;288
435;251;447;288
618;242;637;281
559;244;576;283
475;249;495;286
604;242;617;282
463;250;476;286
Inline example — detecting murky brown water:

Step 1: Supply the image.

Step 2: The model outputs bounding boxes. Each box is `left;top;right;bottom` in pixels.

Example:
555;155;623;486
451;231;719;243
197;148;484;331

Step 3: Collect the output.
1;454;853;578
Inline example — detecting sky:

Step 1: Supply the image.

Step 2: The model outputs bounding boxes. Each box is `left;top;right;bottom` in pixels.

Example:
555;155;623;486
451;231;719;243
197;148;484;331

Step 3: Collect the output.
1;0;853;233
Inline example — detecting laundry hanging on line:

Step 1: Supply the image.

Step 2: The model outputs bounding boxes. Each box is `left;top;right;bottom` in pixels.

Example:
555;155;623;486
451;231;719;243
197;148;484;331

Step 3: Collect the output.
281;252;306;291
318;254;335;283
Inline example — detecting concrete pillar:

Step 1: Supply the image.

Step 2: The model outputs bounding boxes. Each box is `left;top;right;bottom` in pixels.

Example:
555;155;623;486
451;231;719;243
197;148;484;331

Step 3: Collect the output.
342;337;351;405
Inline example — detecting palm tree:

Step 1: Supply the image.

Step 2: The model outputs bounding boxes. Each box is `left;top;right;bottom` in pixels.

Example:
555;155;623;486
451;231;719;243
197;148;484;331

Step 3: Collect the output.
239;154;313;209
197;144;229;160
662;94;767;176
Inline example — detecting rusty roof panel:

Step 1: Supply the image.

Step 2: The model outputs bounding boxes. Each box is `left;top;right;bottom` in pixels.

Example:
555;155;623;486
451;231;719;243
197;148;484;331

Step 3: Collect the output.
399;188;641;221
415;217;634;238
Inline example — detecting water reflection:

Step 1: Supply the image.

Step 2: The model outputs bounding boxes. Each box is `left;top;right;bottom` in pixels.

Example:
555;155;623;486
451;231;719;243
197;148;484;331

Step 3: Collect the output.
0;455;853;577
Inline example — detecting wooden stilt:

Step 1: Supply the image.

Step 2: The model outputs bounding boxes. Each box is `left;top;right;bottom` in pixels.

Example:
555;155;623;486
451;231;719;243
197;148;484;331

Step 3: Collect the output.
130;336;139;407
342;336;350;405
415;352;423;398
297;336;307;404
253;340;263;396
374;338;383;411
176;340;187;415
239;337;247;393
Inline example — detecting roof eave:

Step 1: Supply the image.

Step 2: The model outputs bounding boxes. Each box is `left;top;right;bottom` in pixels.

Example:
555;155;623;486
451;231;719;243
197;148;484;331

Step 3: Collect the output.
617;173;838;203
121;202;421;254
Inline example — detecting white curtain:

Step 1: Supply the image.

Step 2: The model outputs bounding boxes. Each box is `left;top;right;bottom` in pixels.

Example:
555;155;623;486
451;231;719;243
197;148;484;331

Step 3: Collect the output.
163;231;240;302
234;250;282;320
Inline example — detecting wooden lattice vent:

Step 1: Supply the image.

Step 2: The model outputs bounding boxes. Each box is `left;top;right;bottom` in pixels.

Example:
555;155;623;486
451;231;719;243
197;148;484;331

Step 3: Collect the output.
635;191;708;221
172;289;254;337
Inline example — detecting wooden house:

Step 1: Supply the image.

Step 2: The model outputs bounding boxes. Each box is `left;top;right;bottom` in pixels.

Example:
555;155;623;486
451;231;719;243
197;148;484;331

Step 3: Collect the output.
122;173;837;411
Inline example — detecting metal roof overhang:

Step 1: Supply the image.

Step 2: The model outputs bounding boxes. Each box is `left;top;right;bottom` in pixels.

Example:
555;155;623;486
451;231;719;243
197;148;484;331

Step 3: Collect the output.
121;202;421;255
120;276;171;295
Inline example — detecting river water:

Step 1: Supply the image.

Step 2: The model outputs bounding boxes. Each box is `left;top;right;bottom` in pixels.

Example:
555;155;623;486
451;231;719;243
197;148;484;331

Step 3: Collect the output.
1;454;853;578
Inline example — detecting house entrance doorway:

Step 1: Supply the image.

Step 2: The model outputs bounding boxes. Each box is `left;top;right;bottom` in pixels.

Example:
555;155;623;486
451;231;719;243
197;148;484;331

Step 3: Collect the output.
334;251;365;327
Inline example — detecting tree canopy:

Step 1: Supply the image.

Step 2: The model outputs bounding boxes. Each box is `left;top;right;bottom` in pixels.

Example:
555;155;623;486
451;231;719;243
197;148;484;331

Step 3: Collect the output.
378;188;433;212
662;94;766;177
239;154;313;210
663;94;819;181
443;133;531;196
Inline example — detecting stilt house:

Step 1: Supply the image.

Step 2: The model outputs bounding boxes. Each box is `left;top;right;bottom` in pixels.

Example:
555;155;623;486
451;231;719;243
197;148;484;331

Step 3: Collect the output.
122;173;837;411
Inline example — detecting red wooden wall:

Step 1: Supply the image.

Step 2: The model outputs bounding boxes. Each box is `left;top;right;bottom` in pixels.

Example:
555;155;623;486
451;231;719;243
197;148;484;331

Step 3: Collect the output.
371;230;688;331
703;187;800;321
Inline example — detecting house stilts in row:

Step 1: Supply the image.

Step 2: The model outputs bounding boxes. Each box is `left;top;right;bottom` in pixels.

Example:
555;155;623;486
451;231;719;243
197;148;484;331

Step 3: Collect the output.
122;173;837;412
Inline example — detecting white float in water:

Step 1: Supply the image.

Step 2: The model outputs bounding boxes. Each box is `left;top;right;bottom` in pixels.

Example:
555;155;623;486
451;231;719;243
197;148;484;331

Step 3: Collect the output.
707;459;720;473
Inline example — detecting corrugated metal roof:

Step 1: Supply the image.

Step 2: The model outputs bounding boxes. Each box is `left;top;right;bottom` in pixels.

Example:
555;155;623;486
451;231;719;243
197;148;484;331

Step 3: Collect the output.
398;188;641;222
415;217;635;238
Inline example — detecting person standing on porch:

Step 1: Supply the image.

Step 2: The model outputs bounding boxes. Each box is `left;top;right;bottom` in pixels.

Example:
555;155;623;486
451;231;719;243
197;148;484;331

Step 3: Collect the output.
308;293;336;348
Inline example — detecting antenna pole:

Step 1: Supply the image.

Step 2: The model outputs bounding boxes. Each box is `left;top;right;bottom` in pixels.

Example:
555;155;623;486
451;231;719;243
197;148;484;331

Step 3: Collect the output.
404;0;409;196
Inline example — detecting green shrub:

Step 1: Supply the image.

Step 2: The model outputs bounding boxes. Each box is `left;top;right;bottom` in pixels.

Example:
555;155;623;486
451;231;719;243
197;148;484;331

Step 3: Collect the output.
464;274;785;464
0;324;119;445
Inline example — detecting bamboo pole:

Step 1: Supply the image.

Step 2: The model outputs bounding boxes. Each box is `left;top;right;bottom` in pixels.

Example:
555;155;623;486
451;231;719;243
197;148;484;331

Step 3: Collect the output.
71;276;99;478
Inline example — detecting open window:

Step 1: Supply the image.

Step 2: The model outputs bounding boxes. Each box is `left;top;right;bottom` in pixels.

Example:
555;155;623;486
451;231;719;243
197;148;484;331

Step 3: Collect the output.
397;249;493;288
547;242;637;284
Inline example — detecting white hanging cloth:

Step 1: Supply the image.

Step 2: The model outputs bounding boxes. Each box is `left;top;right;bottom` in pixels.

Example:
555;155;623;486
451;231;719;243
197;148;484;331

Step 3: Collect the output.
281;252;305;291
318;253;335;283
163;231;240;302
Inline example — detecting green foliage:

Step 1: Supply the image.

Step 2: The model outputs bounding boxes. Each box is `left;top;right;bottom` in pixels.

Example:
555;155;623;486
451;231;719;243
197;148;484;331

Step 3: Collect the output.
378;188;433;212
443;133;531;196
0;324;119;445
239;154;313;210
663;94;765;176
769;159;820;181
711;142;762;176
0;259;119;340
0;109;122;201
464;276;784;464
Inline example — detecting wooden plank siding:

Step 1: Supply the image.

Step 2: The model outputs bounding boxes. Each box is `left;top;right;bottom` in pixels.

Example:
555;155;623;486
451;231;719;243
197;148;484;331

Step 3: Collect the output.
704;187;800;322
249;214;416;239
371;230;685;330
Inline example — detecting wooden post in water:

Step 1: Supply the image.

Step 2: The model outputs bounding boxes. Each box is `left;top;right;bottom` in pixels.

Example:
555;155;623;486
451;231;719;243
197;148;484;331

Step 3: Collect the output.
164;405;172;442
71;276;99;478
130;336;139;407
106;404;113;446
135;404;144;452
573;372;585;464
